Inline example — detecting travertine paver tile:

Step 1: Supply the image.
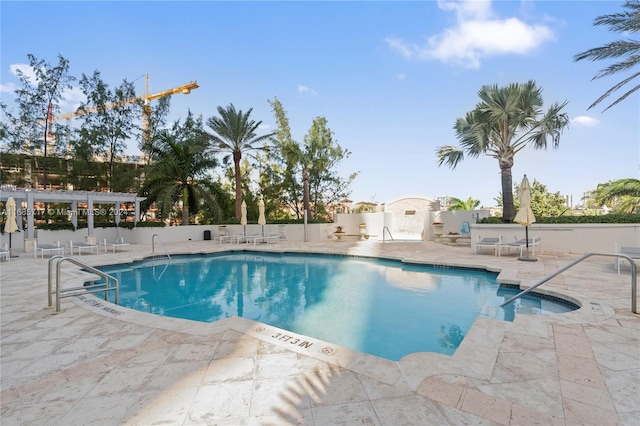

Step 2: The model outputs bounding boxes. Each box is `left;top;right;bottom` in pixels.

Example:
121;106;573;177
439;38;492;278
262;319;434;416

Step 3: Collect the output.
510;403;565;426
359;374;414;400
1;241;639;425
254;352;302;380
498;332;555;352
371;394;449;425
562;397;621;426
459;387;512;425
306;369;370;407
186;380;253;422
311;400;381;425
478;379;563;417
416;376;464;406
556;354;608;389
213;336;260;359
2;400;81;426
599;367;640;414
55;393;140;426
250;377;313;417
167;341;219;363
346;353;402;385
142;360;209;390
618;411;640;426
124;386;198;425
590;343;640;371
560;378;617;411
84;365;160;397
490;350;558;383
201;356;255;384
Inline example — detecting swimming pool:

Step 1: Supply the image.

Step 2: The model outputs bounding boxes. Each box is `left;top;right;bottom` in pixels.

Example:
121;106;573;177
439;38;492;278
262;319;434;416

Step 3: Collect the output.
98;252;578;361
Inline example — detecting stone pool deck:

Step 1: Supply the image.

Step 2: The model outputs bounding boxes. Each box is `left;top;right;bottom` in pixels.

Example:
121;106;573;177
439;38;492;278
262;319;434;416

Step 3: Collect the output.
1;240;638;425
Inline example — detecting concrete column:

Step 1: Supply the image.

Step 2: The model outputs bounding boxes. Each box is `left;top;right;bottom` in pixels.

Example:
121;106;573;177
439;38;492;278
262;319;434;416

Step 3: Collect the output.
87;194;94;235
71;201;78;229
26;192;35;239
114;202;121;225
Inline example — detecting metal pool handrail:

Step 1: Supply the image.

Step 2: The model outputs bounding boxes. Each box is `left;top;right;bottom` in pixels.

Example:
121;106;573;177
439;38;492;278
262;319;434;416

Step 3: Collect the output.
500;252;637;314
48;255;119;313
152;233;171;260
383;226;394;242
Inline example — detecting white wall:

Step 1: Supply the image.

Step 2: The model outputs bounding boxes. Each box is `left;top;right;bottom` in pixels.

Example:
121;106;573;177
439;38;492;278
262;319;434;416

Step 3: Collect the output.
425;210;492;239
470;224;640;254
334;212;391;240
27;222;640;254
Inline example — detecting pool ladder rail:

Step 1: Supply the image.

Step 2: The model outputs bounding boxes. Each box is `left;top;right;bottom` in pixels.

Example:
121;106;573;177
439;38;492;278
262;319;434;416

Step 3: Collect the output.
152;233;171;260
501;252;637;314
47;255;119;313
382;226;394;242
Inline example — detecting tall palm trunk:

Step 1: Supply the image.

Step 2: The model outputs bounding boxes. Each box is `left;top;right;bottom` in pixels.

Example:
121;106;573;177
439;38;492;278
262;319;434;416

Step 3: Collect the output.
182;186;189;225
233;150;243;219
500;162;515;222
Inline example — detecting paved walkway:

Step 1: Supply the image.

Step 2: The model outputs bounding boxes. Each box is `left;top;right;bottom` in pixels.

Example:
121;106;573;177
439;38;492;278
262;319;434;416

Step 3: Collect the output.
1;240;638;425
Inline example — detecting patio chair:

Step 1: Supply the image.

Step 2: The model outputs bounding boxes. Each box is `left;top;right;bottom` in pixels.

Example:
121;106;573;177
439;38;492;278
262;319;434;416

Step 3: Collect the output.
474;236;502;256
68;240;98;256
500;236;542;257
0;244;10;261
615;244;640;274
33;241;64;258
460;221;471;236
101;237;130;253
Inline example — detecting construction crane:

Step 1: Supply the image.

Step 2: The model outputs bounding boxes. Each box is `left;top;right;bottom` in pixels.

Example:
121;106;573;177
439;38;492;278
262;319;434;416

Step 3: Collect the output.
51;74;199;161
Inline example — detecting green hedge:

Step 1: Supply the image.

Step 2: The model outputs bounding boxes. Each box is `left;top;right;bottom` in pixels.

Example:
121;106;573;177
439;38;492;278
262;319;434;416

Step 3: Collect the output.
478;214;640;224
36;223;75;231
118;221;166;229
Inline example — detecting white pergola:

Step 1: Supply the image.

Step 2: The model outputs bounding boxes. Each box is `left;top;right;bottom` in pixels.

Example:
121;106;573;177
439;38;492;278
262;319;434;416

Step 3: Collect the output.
0;188;146;239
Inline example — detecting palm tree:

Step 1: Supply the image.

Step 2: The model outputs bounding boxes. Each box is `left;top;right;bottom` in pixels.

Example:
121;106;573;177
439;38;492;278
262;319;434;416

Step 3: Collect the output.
591;178;640;213
140;130;220;225
448;196;480;211
574;0;640;111
206;104;274;219
437;81;569;222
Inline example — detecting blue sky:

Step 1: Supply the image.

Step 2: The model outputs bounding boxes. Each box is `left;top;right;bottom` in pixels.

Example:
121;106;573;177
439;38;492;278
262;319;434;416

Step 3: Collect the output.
1;0;638;208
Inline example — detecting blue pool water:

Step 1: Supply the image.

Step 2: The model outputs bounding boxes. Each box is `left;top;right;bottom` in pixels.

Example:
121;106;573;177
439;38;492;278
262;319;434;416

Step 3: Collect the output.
98;252;578;361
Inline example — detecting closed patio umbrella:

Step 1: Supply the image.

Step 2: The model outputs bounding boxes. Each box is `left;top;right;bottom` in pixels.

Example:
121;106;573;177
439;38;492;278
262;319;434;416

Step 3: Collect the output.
4;197;19;257
258;197;266;236
513;175;537;261
240;200;247;235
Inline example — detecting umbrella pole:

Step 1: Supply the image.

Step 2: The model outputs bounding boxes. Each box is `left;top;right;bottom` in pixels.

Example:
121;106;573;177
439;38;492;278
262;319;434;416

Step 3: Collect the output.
518;225;537;262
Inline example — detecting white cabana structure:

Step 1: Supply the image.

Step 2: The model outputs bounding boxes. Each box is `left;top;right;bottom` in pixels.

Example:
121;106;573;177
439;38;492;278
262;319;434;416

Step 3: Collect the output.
0;187;145;240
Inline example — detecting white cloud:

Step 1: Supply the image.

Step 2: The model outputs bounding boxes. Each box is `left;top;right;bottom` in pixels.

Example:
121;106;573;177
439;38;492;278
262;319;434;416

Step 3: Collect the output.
10;63;36;82
386;0;555;68
395;73;406;81
572;115;600;127
0;82;16;93
297;85;317;96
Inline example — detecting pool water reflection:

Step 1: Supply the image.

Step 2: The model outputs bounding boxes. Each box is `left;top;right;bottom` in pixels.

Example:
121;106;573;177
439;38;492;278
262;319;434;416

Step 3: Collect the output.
99;252;577;361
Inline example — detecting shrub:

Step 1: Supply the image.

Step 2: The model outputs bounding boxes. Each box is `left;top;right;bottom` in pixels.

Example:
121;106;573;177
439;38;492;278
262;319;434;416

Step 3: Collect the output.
118;221;166;229
36;222;75;231
478;213;640;224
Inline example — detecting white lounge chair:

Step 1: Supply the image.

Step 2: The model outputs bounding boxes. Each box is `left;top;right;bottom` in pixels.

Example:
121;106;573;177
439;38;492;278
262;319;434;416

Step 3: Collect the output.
0;244;10;261
101;237;130;253
33;241;64;258
615;244;640;274
501;236;542;257
249;234;280;245
68;240;98;255
474;236;502;256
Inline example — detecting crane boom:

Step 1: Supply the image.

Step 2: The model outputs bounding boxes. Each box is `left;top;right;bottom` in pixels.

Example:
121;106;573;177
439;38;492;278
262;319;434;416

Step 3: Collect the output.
50;74;199;121
50;74;199;163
